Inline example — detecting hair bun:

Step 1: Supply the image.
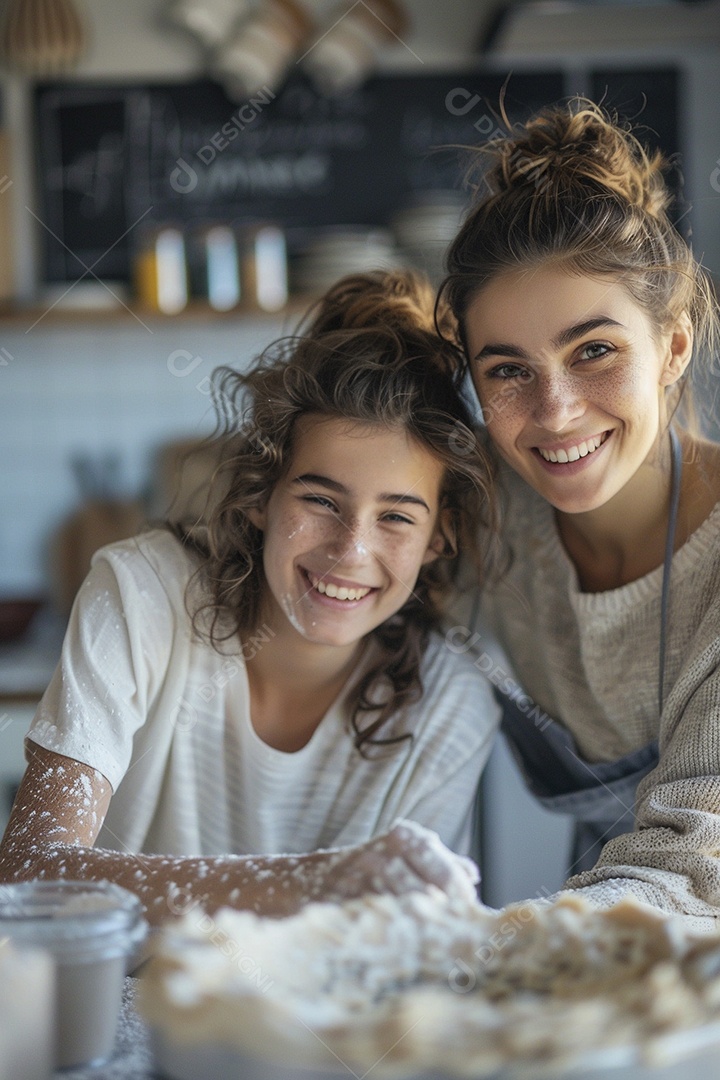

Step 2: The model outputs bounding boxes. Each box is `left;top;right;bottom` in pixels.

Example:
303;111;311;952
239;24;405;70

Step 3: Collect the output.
482;100;670;219
302;269;456;341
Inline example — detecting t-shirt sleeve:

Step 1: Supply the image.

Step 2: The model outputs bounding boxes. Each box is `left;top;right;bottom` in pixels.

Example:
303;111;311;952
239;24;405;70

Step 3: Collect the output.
562;606;720;930
27;538;177;792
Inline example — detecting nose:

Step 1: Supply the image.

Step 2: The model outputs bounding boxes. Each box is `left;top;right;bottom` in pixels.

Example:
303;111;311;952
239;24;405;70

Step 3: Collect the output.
531;370;585;432
324;516;370;565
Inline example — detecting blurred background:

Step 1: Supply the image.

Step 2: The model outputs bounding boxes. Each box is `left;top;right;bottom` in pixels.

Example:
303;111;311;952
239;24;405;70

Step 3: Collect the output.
0;0;718;903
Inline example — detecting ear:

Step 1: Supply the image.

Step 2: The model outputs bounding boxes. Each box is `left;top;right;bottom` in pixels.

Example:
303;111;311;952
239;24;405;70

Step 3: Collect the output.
246;505;266;532
422;508;456;566
659;312;693;387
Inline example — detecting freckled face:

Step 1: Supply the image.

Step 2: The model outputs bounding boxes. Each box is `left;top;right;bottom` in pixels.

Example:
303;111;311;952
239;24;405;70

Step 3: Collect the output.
464;267;684;514
251;416;445;648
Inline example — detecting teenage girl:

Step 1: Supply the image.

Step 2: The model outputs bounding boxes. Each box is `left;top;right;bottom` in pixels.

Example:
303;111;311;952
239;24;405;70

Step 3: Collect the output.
0;271;499;924
441;100;720;930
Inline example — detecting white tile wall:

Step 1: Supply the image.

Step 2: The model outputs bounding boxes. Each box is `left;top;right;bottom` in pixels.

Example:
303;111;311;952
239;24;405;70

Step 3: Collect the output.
0;313;289;594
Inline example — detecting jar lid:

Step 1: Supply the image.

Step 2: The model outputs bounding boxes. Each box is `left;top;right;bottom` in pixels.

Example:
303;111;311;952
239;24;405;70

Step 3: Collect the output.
0;880;147;962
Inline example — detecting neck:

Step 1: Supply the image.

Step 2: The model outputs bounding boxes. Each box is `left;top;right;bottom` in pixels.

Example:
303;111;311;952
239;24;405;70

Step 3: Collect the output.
244;600;366;749
556;437;674;591
248;618;363;693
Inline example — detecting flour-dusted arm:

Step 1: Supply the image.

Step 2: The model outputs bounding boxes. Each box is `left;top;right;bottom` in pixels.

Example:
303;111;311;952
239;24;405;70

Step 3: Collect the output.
0;743;479;926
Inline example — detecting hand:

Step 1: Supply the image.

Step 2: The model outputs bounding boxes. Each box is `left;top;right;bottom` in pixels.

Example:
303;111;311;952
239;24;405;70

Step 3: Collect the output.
310;820;480;906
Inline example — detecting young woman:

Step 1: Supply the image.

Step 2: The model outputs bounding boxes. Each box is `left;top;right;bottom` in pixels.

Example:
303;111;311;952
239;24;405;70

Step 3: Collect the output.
0;270;499;924
440;100;720;930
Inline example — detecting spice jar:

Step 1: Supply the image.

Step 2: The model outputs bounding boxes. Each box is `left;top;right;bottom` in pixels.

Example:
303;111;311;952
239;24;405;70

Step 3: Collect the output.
241;224;288;311
212;0;314;101
134;226;189;315
0;880;147;1070
187;223;242;311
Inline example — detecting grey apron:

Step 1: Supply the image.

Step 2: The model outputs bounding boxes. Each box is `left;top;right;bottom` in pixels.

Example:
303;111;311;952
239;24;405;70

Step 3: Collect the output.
499;696;658;873
490;428;681;876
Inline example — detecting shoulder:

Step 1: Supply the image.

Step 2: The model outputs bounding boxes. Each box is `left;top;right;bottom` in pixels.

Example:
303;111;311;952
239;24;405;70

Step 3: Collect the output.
91;526;197;574
679;435;720;546
420;630;499;707
89;527;202;608
400;632;501;754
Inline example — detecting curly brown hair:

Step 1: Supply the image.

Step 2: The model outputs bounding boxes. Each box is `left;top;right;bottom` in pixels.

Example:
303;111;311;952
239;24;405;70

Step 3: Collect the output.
440;99;719;433
173;270;495;753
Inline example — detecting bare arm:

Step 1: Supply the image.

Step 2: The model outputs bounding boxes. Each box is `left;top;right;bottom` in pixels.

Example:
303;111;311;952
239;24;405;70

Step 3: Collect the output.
0;744;479;926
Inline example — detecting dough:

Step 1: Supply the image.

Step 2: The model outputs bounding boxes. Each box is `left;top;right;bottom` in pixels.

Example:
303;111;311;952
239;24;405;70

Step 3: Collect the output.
140;891;720;1076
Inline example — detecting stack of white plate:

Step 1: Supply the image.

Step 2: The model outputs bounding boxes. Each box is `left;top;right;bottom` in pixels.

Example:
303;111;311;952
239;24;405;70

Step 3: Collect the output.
392;192;468;285
292;228;404;293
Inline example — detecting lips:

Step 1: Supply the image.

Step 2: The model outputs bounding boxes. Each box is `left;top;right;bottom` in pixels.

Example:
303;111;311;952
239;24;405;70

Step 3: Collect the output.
535;431;610;464
305;570;374;602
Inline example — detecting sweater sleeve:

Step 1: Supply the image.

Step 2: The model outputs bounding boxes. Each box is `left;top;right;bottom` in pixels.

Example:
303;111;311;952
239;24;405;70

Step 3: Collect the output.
27;535;178;792
562;601;720;931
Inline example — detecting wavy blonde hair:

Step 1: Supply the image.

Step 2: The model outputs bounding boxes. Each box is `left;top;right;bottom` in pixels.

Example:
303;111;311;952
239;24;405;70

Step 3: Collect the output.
173;270;494;753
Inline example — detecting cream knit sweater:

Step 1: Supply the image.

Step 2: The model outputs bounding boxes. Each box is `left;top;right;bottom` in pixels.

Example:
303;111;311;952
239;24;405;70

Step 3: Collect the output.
474;466;720;932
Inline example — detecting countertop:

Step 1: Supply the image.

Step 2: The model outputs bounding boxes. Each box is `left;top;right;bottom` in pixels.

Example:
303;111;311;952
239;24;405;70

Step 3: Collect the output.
51;976;720;1080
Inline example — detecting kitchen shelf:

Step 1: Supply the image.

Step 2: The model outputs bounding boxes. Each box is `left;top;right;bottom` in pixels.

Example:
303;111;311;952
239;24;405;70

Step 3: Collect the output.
0;296;320;329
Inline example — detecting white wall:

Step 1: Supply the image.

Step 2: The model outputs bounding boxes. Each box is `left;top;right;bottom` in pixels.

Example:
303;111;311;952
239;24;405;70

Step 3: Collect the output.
0;314;283;592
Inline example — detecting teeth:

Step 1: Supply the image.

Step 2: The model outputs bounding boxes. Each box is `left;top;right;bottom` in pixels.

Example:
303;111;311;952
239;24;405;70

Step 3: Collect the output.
308;574;371;601
538;433;605;464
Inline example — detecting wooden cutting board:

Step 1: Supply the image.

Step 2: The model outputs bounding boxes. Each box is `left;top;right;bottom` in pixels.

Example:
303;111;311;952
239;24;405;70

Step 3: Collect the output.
50;498;146;616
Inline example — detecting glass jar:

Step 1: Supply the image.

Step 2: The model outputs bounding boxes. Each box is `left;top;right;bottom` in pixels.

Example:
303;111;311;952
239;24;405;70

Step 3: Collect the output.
241;224;288;311
0;880;147;1070
187;223;242;311
134;226;189;315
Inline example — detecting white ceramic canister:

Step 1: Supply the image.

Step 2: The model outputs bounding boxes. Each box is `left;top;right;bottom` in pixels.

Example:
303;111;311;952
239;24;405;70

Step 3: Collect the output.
0;939;54;1080
212;0;313;102
164;0;249;50
0;881;147;1070
301;0;409;95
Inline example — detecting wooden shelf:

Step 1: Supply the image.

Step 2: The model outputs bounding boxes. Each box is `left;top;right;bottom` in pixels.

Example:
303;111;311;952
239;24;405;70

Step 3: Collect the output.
0;296;320;330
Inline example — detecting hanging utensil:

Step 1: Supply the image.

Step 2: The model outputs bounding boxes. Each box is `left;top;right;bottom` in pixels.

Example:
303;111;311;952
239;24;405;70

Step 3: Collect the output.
0;0;86;76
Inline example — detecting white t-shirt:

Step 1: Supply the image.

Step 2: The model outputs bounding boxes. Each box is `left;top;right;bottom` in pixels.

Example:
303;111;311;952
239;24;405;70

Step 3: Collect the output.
28;530;500;859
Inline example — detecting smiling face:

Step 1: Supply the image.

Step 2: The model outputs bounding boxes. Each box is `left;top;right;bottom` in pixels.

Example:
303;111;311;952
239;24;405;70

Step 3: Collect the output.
464;267;692;515
250;415;446;649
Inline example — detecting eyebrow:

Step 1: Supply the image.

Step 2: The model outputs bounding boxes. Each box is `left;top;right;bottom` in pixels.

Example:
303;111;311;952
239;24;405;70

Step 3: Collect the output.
292;473;431;512
473;317;625;362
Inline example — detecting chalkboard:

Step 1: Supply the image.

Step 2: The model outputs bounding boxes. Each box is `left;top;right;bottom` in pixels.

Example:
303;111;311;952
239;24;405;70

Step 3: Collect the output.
33;66;679;283
34;70;565;283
